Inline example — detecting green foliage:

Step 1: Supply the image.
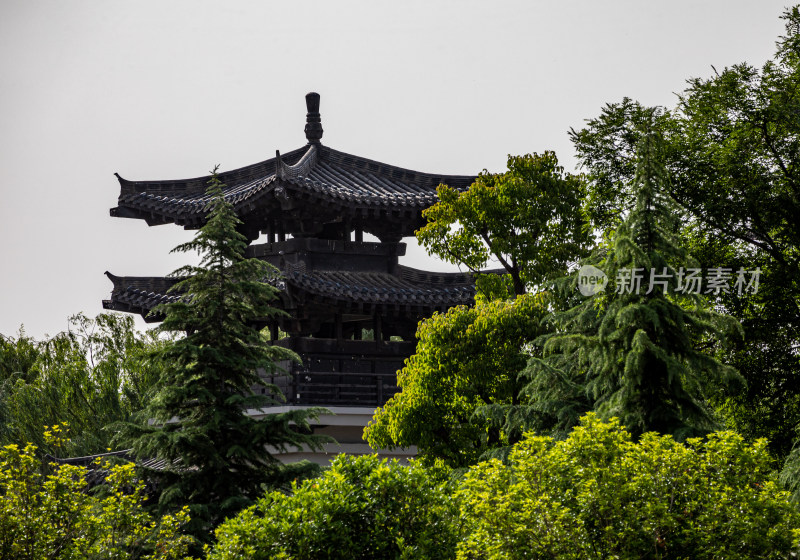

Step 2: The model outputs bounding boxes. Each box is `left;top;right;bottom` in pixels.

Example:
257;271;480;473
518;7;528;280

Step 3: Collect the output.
685;228;800;457
0;328;40;384
115;169;330;537
674;8;800;459
0;313;165;457
207;454;458;560
570;99;677;232
457;414;800;559
365;294;547;468
417;152;590;296
526;129;742;440
570;6;800;458
0;427;195;560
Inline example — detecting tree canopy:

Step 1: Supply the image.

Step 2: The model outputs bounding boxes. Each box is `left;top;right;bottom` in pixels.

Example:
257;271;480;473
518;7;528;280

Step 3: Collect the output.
213;417;800;560
417;152;591;296
0;426;195;560
208;455;458;560
569;7;800;458
365;294;547;468
458;414;800;559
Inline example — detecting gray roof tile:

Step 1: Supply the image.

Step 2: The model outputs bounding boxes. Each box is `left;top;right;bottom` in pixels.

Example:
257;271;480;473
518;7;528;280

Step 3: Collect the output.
103;265;478;320
111;145;476;227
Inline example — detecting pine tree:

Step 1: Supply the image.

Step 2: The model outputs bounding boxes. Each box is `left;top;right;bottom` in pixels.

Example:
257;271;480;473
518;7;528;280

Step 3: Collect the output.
116;169;328;537
526;125;743;439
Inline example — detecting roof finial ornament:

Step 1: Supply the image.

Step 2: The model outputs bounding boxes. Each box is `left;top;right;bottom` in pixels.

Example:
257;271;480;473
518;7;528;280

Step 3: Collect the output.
304;92;323;145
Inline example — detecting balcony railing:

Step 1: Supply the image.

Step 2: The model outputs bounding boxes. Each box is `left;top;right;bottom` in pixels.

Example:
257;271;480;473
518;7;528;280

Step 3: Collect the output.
259;370;400;407
255;337;410;407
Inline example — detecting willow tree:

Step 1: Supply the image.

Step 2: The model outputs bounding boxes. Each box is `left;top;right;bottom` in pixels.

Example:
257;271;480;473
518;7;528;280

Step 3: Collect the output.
0;313;165;457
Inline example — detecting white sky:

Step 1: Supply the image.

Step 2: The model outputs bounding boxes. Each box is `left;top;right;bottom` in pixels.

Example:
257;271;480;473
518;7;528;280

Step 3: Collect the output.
0;0;789;339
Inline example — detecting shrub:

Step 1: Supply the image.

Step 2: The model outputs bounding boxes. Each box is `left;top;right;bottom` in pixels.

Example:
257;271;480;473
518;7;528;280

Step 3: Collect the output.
0;425;194;560
457;414;800;559
208;454;458;559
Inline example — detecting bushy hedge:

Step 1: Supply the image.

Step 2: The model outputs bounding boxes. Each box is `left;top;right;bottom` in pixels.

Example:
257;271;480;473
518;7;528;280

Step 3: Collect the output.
458;414;800;559
211;415;800;559
207;454;459;559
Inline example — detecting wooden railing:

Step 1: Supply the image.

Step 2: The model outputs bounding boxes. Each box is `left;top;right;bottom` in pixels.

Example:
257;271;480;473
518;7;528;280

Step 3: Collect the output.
256;338;410;407
260;370;400;407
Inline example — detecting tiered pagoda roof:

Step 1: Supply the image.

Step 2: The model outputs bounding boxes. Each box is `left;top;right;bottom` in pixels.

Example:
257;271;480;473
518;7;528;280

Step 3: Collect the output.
105;93;482;327
100;92;492;426
112;146;474;226
111;93;475;242
104;264;476;323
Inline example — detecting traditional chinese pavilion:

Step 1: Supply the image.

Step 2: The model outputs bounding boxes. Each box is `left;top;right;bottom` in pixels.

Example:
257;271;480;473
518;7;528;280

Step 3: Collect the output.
104;93;479;437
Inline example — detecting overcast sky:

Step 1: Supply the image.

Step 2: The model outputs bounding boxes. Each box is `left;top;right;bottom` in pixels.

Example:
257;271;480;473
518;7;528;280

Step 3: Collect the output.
0;1;790;339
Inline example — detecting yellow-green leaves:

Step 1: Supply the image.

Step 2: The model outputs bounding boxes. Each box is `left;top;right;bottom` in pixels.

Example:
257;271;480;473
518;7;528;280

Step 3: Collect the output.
207;455;458;560
365;295;546;468
456;415;800;559
0;440;195;560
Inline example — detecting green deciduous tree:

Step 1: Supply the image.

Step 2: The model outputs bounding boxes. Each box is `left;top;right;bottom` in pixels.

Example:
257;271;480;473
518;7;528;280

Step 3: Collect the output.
417;152;590;296
207;454;459;560
458;414;800;559
0;426;195;560
377;151;591;467
674;9;800;458
570;6;800;458
364;294;547;468
526;129;742;440
115;170;329;538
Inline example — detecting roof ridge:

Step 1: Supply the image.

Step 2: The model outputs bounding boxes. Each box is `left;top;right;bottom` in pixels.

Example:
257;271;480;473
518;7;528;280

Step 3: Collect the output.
320;146;477;186
276;144;318;180
116;146;309;194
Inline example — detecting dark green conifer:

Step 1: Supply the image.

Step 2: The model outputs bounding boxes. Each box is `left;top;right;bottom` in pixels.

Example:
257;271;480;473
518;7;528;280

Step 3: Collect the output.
116;169;328;537
526;125;743;439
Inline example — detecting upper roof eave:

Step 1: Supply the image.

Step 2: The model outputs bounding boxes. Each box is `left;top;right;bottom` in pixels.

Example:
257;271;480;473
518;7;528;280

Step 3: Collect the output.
114;146;309;195
111;143;478;228
317;145;477;189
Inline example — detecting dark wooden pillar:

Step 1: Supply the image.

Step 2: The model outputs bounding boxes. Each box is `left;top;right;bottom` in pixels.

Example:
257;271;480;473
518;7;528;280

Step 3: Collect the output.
373;314;382;345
